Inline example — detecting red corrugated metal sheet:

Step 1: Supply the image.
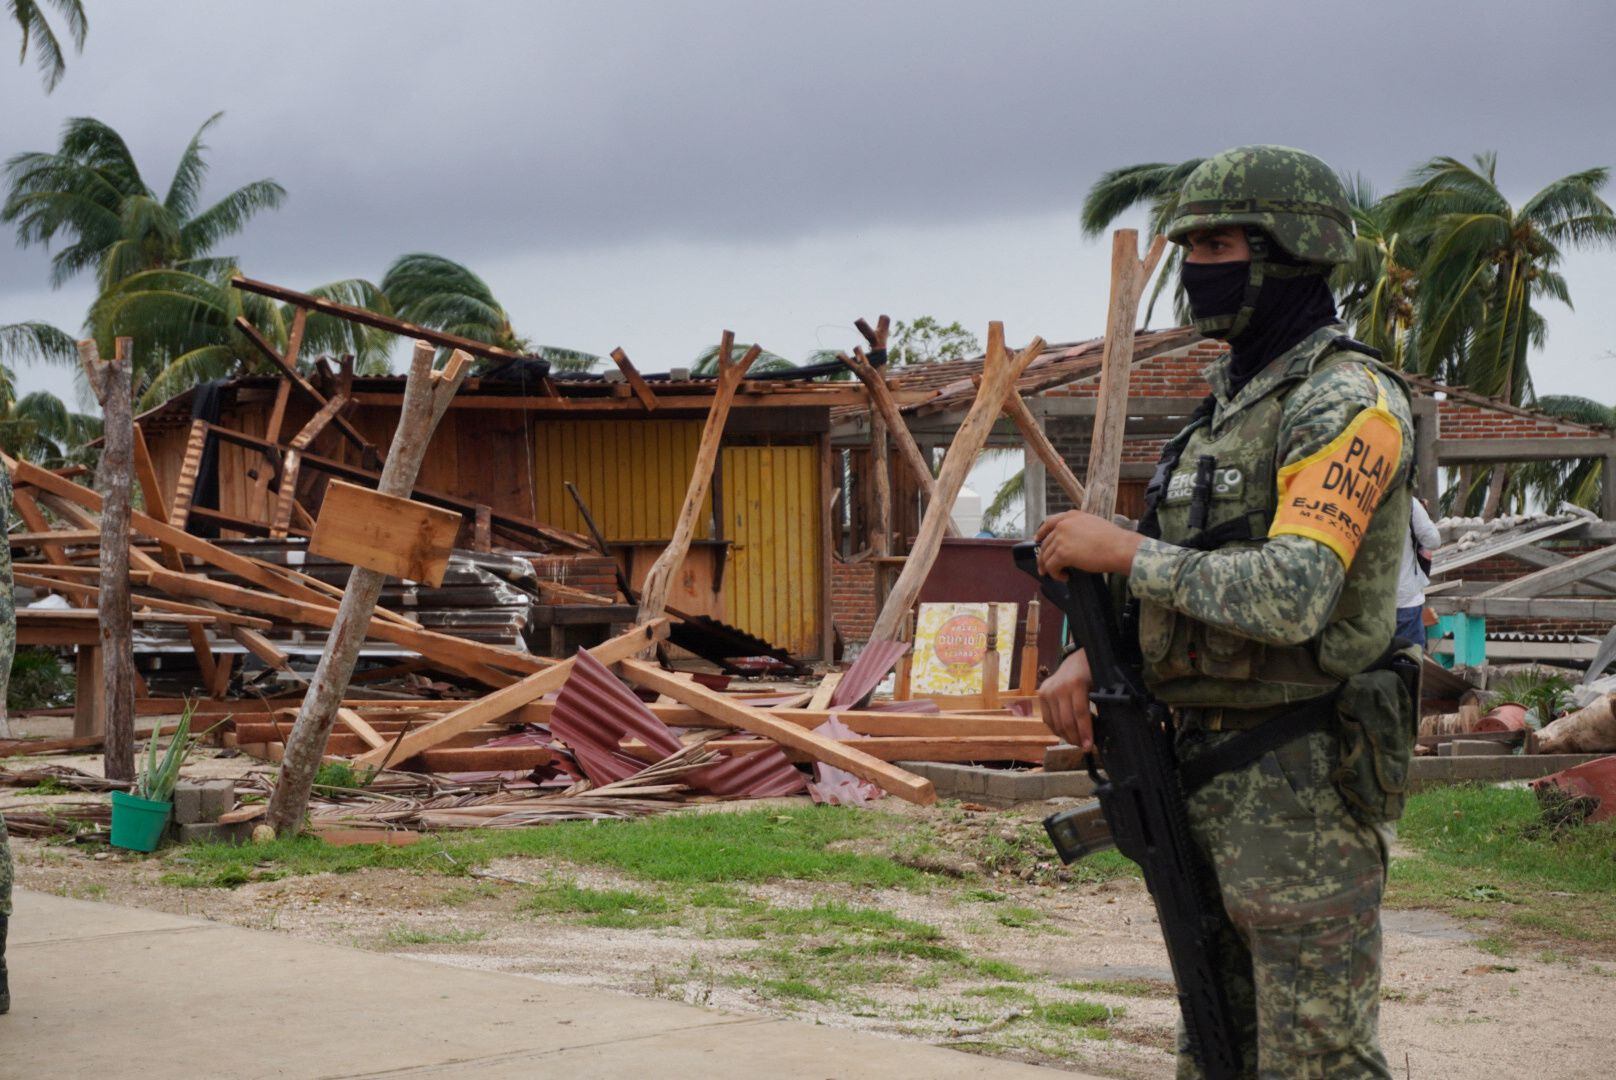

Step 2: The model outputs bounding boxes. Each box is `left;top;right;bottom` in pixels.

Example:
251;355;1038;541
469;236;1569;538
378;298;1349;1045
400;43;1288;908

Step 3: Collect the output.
1530;754;1616;822
831;640;909;710
551;651;804;797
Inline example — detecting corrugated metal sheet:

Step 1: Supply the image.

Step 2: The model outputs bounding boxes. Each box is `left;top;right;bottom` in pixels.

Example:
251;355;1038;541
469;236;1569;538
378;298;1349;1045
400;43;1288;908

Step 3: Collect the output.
830;640;909;710
532;420;711;541
721;444;821;656
550;651;804;797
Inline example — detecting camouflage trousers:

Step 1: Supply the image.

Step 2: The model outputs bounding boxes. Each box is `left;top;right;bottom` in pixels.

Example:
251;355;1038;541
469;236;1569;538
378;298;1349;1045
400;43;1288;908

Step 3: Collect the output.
1174;725;1391;1080
1;813;10;918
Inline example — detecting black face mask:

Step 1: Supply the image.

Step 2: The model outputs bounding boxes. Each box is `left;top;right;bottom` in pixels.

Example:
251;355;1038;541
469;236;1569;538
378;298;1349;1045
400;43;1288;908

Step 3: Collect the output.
1180;260;1250;329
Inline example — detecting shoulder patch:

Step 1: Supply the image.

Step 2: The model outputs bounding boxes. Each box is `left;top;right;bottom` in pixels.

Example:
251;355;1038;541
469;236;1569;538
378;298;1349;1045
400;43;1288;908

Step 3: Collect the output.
1269;403;1404;568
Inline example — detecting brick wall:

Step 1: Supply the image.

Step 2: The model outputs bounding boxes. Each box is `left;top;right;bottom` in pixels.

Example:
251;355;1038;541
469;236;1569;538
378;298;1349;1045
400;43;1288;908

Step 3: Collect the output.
1435;397;1600;440
831;558;877;645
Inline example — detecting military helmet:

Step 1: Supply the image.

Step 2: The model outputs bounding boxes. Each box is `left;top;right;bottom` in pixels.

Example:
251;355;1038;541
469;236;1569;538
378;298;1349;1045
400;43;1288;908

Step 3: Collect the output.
1166;145;1354;265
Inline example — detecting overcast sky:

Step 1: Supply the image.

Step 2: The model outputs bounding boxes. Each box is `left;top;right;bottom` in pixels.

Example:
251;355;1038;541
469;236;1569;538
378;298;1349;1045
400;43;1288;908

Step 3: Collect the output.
3;0;1614;424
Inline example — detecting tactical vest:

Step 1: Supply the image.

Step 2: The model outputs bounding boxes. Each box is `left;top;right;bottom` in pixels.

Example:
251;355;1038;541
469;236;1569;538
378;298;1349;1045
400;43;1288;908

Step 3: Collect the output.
1135;337;1413;709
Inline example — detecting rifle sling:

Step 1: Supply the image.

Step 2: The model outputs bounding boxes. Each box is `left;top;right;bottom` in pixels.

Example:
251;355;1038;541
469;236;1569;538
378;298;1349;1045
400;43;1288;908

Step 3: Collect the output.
1177;690;1340;796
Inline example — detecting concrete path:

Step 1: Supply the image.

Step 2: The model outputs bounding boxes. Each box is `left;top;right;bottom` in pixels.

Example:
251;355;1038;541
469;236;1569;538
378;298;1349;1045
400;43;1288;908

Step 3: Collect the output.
5;890;1092;1078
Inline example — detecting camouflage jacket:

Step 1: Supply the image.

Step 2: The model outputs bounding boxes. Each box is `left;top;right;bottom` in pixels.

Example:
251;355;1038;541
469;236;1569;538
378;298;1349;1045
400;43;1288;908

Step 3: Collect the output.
1127;325;1415;704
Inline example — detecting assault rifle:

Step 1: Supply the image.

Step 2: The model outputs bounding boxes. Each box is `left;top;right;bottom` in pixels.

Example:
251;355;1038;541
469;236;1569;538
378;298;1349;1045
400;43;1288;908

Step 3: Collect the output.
1012;541;1241;1080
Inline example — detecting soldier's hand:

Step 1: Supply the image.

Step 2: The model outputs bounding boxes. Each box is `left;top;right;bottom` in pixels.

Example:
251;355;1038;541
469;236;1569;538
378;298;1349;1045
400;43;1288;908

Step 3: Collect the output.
1039;647;1095;752
1034;510;1145;576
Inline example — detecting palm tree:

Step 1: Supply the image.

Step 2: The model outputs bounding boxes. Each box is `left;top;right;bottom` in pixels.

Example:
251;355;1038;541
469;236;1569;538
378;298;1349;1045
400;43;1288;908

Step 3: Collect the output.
380;253;599;373
1515;396;1615;513
1389;155;1616;402
0;320;97;465
1331;175;1421;369
89;269;396;409
8;0;85;92
689;343;813;376
2;113;285;291
1080;159;1204;325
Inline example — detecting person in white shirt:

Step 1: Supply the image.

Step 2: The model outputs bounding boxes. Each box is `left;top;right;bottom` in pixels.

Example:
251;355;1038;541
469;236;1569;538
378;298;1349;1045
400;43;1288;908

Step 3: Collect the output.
1397;497;1440;645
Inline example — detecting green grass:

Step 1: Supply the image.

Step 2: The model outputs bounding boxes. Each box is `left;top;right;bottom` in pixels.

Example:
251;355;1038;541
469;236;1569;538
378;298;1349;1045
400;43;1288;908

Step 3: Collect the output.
384;927;487;946
994;905;1047;928
173;806;925;889
1389;785;1616;952
311;761;377;790
1058;978;1175;998
521;882;675;929
21;776;70;796
963;984;1038;1005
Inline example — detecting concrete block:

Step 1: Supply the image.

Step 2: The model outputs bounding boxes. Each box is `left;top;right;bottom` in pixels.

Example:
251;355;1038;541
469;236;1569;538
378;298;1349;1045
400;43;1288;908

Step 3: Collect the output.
1449;740;1511;757
172;782;204;825
172;779;236;825
178;821;250;845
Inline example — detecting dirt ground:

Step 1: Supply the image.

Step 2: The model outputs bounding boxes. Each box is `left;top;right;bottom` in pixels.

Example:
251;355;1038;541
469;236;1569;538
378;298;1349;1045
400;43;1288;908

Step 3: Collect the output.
6;750;1616;1078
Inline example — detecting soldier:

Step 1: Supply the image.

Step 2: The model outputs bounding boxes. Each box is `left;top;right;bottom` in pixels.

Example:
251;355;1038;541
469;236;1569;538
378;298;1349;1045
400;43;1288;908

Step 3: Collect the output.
1036;145;1412;1077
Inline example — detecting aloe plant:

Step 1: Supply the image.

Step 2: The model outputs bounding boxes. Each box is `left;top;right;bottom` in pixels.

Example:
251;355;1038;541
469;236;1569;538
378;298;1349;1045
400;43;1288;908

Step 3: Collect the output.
134;703;199;803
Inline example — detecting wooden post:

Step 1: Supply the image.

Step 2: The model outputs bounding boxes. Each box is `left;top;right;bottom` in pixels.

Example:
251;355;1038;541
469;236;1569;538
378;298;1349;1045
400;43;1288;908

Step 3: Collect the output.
982;605;1001;709
266;343;471;836
82;338;137;782
1000;388;1085;509
636;331;759;629
1083;230;1166;519
842;348;958;538
1018;599;1041;694
894;609;915;701
870;404;893;606
868;325;1045;643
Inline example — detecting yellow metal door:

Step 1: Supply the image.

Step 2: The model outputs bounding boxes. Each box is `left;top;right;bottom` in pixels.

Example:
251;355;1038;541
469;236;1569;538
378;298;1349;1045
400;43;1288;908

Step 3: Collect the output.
721;444;821;657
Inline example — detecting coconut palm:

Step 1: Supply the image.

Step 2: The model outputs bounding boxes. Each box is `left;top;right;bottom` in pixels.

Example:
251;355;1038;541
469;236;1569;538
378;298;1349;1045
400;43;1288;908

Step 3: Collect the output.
1080;159;1205;325
1388;155;1616;402
689;343;818;377
89;268;396;409
1513;396;1615;513
8;0;86;92
3;114;286;292
380;253;599;373
0;321;97;465
1331;174;1421;369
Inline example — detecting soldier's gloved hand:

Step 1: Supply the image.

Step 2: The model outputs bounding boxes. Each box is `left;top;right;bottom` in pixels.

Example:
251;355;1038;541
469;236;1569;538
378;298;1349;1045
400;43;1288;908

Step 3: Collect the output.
1039;647;1095;752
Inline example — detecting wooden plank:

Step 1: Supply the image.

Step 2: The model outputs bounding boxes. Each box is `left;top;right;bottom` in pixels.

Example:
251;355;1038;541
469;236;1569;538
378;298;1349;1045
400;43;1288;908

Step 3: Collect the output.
8;529;101;546
1431;517;1587;575
807;671;843;711
335;707;388;751
233;315;379;463
309;480;461;586
620;734;1054;764
131;423;170;523
9;489;72;567
413;746;555;771
12;572;272;628
869;328;1045;642
1000;388;1085;509
229;625;292;671
1477;543;1616;599
351;619;669;769
249;379;294;518
609;347;658;412
1085;230;1166;518
842;347;957;538
169;419;210;532
617;658;935;805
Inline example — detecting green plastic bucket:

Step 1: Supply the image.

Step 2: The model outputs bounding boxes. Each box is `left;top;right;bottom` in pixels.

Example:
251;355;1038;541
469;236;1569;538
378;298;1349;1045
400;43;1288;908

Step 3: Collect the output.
110;790;171;852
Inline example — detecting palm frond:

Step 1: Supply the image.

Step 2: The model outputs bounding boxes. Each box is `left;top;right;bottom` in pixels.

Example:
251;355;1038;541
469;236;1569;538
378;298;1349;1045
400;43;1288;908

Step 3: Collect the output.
163;112;223;219
0;320;77;366
178;177;286;256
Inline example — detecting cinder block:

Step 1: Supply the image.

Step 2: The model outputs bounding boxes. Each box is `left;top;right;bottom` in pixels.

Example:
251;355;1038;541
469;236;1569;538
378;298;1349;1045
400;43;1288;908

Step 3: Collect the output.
172;781;204;825
198;779;235;822
1449;739;1512;757
178;821;250;845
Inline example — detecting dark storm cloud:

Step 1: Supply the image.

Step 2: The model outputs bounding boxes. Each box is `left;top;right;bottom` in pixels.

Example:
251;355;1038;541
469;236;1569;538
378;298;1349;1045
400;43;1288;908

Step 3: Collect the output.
3;0;1612;295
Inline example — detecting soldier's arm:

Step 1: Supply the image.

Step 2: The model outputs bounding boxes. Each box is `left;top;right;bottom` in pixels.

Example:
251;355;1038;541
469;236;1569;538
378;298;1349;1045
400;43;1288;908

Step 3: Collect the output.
1128;365;1409;647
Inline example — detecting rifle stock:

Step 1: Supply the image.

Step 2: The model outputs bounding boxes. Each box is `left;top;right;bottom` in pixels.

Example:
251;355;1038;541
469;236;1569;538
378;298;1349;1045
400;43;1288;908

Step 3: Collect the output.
1013;541;1242;1080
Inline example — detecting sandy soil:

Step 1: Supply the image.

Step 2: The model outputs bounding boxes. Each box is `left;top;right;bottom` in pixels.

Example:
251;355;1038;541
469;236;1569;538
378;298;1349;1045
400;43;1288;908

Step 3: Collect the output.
5;750;1615;1077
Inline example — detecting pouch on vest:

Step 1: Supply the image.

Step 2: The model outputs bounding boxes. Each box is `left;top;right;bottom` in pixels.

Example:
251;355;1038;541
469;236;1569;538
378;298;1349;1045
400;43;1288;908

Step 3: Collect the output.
1330;645;1421;825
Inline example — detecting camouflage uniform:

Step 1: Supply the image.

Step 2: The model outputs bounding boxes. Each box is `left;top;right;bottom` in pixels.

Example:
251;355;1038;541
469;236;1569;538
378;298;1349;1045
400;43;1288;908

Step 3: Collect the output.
1;463;14;1014
1124;147;1411;1078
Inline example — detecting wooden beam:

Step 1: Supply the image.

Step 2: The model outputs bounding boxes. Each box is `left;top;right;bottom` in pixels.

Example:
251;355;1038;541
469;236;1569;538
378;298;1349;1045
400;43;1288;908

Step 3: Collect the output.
229;625;292;671
1477;543;1616;599
1430;596;1616;619
1085;229;1166;518
249;379;293;519
617;658;935;804
842;347;957;538
996;381;1085;509
869;327;1045;642
637;331;758;627
233;315;379;465
131;423;170;523
620;734;1054;765
1436;436;1616;462
335;707;388;751
351;620;669;769
609;347;658;412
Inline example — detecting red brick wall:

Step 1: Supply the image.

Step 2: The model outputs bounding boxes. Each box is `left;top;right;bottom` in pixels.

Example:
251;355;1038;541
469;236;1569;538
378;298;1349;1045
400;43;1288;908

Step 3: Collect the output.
831;558;877;645
1434;398;1597;440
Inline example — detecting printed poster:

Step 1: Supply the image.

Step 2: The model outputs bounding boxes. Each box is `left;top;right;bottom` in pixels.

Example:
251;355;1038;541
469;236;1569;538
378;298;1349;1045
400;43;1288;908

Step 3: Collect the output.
910;602;1018;696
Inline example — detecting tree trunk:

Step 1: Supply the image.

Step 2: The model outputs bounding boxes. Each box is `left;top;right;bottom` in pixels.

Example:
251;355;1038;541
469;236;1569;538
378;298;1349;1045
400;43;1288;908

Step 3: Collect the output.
266;344;469;836
82;339;136;782
1536;692;1616;754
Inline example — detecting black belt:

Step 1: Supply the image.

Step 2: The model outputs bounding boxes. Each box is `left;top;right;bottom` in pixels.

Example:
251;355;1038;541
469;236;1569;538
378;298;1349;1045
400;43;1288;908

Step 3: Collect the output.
1177;690;1341;796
